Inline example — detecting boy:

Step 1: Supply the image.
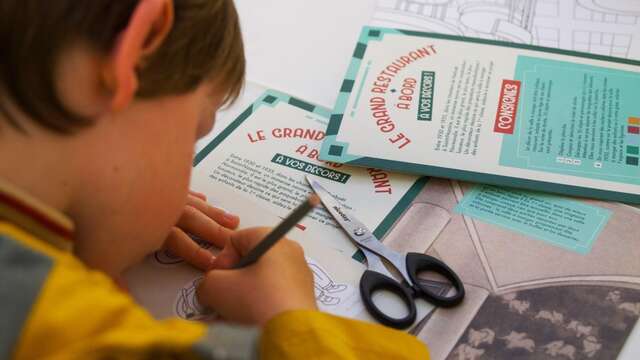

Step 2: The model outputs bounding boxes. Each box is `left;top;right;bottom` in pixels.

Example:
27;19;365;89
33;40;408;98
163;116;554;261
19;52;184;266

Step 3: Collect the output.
0;0;430;358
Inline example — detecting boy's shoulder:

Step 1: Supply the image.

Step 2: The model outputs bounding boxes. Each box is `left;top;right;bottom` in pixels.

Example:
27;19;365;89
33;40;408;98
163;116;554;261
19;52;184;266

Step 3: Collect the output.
0;177;74;255
0;220;211;360
0;221;64;260
0;221;56;360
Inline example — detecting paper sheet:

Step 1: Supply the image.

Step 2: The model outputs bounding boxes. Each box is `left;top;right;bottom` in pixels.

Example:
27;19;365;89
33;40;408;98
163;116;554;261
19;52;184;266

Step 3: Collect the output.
127;87;434;329
192;88;424;256
125;188;368;320
125;181;432;325
455;185;612;254
306;257;364;317
319;26;640;203
234;0;640;113
371;0;640;60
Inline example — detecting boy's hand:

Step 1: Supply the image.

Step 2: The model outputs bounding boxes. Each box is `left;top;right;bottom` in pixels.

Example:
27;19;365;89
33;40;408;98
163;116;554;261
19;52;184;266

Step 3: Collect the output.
163;191;239;270
197;227;318;325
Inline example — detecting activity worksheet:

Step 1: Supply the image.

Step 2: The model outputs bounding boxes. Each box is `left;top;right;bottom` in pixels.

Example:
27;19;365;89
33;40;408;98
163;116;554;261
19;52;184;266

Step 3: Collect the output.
192;88;427;256
125;188;372;322
320;27;640;203
125;88;433;329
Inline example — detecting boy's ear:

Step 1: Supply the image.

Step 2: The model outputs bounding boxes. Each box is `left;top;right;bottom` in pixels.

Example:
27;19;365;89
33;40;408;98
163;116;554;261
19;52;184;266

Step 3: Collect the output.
105;0;174;111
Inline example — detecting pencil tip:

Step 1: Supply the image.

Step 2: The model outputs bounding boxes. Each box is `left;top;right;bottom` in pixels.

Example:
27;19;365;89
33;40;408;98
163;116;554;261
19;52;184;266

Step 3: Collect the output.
308;194;321;207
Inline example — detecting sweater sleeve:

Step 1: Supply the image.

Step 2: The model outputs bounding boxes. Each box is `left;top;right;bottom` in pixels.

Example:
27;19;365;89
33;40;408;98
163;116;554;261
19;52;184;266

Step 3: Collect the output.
259;310;430;359
3;223;428;360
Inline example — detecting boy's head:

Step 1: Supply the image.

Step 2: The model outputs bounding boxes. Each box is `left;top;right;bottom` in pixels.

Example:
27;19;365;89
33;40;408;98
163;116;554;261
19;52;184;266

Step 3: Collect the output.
0;0;245;276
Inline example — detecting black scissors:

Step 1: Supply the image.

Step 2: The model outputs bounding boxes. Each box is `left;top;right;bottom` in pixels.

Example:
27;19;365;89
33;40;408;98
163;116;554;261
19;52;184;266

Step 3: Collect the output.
307;176;465;329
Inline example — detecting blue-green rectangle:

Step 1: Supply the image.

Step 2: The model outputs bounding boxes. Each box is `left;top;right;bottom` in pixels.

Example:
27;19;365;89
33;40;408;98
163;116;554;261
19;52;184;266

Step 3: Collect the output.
628;134;640;145
455;185;611;254
418;71;435;121
500;55;640;186
271;153;350;183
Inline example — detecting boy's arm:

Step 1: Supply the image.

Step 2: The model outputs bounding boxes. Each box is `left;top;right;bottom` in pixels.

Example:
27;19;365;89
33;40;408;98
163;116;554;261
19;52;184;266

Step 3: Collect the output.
259;310;430;359
3;225;216;359
4;224;427;359
2;222;250;359
196;310;430;359
197;228;430;359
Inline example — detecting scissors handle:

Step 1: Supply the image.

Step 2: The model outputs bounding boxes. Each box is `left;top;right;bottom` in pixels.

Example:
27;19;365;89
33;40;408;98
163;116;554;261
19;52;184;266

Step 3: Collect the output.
406;252;465;307
359;270;417;330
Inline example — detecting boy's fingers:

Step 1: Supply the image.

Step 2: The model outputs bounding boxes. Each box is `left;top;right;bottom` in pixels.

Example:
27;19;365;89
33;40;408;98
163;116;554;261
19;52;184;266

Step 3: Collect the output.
164;227;215;271
210;228;271;269
186;195;240;230
212;227;271;269
198;270;245;316
188;190;207;201
178;205;234;248
229;227;272;254
210;240;242;269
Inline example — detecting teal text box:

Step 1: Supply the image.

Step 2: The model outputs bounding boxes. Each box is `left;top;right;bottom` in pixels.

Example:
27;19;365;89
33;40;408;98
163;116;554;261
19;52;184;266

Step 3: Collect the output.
500;56;640;185
271;153;351;184
455;185;611;254
417;71;435;121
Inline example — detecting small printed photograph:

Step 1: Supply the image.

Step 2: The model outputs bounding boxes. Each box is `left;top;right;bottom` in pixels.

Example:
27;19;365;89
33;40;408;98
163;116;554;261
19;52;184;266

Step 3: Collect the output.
448;285;640;360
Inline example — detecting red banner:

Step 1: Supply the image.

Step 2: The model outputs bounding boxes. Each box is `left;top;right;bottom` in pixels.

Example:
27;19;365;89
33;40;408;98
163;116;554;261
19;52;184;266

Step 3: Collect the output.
494;80;521;134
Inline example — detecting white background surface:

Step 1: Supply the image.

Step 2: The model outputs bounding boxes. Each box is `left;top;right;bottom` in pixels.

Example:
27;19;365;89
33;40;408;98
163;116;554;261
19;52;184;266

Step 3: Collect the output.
233;0;376;109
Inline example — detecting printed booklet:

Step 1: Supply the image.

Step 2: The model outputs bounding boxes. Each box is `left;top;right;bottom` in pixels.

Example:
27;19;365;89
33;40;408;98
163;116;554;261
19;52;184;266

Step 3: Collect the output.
320;27;640;203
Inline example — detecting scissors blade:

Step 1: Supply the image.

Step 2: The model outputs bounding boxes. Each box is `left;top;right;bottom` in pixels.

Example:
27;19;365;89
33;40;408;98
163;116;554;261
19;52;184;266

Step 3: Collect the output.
306;176;410;282
307;176;374;239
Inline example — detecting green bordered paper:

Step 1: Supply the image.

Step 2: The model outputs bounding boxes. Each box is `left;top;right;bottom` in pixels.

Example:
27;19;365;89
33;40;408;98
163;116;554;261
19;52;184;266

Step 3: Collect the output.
320;27;640;204
192;89;427;256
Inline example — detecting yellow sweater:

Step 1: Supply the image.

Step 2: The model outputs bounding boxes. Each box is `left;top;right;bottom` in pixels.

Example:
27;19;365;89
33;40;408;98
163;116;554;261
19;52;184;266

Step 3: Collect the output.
0;179;429;359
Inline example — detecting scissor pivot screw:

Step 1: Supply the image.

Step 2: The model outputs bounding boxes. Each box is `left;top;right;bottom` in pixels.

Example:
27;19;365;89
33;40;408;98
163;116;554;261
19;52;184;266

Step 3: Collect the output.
353;228;367;236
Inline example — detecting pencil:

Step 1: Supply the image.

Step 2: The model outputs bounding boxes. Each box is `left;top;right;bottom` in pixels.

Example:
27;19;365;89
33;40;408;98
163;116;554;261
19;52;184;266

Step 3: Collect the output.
232;194;320;269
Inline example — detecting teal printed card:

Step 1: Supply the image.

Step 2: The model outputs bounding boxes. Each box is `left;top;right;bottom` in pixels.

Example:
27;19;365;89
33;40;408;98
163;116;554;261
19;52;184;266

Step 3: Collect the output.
455;185;612;254
320;26;640;203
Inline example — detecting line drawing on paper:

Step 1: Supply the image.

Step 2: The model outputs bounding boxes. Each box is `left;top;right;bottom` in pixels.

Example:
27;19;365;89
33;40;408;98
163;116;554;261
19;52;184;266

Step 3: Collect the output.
174;277;217;321
372;0;640;59
305;258;366;317
573;1;640;23
153;235;214;266
572;30;632;58
308;259;349;306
